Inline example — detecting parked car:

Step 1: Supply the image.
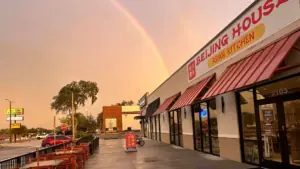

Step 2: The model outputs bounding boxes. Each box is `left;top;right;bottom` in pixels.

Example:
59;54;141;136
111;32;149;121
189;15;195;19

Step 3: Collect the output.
36;133;48;140
41;135;73;147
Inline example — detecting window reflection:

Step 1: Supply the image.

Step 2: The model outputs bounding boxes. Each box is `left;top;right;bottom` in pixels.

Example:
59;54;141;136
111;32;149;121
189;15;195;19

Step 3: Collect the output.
240;90;259;164
201;102;210;153
284;100;300;166
209;99;219;155
256;76;300;100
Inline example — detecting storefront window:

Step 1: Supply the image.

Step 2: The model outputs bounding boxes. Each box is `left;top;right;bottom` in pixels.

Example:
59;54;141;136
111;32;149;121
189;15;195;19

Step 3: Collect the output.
154;116;157;140
169;110;183;146
193;104;201;151
150;118;153;139
178;110;183;147
209;99;219;155
201;102;210;153
174;110;179;145
169;111;174;143
193;99;219;155
239;89;259;164
158;114;161;141
256;76;300;100
284;99;300;167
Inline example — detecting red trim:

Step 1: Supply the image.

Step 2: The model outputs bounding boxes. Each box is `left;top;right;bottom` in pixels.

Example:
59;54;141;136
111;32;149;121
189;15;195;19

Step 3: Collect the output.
170;74;215;110
152;92;181;116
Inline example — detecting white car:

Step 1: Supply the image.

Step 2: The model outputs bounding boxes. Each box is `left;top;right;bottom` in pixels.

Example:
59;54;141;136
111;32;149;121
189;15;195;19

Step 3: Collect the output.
36;133;48;140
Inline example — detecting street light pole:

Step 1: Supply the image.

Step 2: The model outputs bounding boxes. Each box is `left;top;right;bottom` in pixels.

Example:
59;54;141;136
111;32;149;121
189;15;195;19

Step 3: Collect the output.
72;91;75;140
5;99;12;143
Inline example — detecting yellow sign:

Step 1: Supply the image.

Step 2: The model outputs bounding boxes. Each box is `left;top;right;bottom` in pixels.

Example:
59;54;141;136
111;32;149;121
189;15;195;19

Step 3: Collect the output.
6;108;24;115
11;123;21;129
208;24;265;68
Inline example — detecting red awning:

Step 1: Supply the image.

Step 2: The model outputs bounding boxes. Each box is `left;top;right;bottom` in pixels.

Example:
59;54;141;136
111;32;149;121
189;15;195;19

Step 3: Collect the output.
203;30;300;99
170;74;215;111
152;92;181;116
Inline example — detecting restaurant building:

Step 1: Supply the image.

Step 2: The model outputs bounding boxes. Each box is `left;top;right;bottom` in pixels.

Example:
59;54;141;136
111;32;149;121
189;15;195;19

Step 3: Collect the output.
139;0;300;168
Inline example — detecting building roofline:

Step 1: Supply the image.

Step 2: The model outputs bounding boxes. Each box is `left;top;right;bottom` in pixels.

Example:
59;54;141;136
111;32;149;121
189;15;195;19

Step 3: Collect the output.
147;0;259;98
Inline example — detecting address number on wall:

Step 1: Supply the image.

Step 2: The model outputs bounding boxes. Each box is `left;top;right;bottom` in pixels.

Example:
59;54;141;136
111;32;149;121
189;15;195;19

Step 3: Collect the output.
271;88;288;97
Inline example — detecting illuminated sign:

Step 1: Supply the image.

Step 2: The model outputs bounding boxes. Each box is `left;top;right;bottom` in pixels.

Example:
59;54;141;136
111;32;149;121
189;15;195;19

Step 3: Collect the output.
11;123;21;129
200;109;208;118
188;0;300;82
6;108;24;115
6;116;24;121
139;93;149;108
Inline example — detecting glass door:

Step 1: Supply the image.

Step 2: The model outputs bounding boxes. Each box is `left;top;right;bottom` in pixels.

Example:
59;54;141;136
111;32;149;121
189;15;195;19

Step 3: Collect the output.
174;110;179;145
150;118;153;139
154;116;157;140
169;111;175;144
169;110;182;146
158;114;161;141
257;98;300;169
178;110;183;147
258;102;286;168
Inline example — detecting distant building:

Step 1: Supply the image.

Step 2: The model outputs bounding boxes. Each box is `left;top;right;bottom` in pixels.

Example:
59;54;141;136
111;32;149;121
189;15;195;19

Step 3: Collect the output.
102;106;140;133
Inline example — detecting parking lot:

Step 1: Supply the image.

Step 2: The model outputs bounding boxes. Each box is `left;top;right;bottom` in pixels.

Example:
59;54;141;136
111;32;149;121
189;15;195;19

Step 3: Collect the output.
0;140;42;161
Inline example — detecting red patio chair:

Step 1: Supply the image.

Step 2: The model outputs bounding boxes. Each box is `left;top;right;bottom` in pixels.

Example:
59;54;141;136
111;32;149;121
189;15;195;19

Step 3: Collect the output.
79;143;90;156
55;160;74;169
46;154;82;169
72;147;88;161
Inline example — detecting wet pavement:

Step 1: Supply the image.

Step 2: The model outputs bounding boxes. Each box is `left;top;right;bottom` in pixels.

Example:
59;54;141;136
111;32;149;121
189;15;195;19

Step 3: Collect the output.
0;140;42;160
85;138;258;169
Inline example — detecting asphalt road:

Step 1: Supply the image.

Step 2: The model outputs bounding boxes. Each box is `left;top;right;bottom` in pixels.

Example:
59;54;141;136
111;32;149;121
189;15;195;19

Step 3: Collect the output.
0;140;42;161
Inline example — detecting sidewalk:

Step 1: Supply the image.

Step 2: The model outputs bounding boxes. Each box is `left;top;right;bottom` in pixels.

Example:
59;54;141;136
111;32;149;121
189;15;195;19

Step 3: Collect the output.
85;139;258;169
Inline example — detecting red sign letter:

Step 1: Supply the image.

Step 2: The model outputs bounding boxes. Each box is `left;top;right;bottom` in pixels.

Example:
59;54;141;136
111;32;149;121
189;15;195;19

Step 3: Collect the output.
188;60;196;80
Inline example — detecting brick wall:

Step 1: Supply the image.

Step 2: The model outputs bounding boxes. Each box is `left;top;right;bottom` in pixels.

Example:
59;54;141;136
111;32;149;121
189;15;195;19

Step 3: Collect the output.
103;106;122;132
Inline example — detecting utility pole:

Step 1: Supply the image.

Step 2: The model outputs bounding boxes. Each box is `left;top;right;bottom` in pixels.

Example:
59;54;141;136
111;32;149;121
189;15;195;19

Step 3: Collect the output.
5;99;12;143
72;91;75;140
14;111;16;143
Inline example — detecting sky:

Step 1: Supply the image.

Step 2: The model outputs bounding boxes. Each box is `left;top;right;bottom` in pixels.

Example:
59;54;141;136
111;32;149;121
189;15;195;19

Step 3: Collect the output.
0;0;253;129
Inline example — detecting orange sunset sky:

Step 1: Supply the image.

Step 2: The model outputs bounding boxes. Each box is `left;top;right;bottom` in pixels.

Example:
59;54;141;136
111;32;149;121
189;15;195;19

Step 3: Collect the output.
0;0;253;129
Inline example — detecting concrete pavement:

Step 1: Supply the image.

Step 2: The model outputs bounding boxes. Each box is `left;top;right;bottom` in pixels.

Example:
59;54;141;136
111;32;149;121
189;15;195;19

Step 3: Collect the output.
85;139;258;169
0;140;42;161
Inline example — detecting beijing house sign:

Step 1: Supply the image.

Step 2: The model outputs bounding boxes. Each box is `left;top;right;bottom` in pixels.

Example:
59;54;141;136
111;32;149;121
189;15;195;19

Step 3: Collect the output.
187;0;300;83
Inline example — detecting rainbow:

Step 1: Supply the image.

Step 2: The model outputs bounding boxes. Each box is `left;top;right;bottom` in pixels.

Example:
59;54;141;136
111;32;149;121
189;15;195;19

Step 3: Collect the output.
109;0;169;76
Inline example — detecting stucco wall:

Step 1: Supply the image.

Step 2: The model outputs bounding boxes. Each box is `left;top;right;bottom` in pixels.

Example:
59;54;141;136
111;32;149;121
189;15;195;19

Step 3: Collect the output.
160;111;169;134
122;114;141;131
181;106;193;136
216;92;240;139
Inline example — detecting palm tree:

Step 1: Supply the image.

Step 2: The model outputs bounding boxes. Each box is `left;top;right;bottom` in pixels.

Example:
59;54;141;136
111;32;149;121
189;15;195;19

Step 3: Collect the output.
51;80;99;137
